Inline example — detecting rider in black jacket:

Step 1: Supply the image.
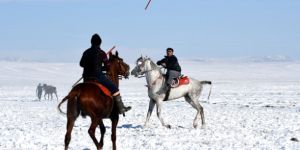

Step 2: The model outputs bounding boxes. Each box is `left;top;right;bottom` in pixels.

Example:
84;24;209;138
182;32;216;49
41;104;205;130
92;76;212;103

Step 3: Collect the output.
80;34;131;114
157;48;181;100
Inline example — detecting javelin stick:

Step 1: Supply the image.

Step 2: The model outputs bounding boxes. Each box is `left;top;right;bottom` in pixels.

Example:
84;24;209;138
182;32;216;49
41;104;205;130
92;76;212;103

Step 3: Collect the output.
106;45;116;55
72;77;83;87
145;0;152;10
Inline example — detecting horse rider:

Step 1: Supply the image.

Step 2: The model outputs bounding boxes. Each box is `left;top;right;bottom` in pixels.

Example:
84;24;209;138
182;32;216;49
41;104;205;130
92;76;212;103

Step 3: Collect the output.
156;47;182;100
80;33;131;114
36;83;43;101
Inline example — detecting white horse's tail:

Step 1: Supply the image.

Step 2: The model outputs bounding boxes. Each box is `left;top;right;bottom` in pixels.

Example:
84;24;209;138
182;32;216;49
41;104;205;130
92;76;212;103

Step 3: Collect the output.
200;81;212;100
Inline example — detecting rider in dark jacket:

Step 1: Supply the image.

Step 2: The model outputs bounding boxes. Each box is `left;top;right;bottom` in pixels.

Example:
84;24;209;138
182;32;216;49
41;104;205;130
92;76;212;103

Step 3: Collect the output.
157;54;181;72
80;34;131;114
157;47;181;101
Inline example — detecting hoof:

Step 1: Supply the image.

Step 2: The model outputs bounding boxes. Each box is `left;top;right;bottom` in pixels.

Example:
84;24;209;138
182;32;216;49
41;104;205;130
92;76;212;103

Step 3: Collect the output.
165;124;171;129
144;123;149;128
193;123;198;128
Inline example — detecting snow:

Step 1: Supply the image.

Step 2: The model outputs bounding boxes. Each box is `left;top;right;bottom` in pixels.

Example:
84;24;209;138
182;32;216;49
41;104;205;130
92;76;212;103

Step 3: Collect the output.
0;61;299;150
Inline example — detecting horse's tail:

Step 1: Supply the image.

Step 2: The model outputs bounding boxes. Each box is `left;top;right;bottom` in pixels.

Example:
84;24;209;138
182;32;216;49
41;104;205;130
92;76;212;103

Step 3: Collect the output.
57;96;69;114
57;86;81;115
200;81;212;101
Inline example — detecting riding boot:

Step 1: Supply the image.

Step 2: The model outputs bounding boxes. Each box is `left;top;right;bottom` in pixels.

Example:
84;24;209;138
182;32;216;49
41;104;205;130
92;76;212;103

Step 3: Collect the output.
113;95;131;114
163;84;171;101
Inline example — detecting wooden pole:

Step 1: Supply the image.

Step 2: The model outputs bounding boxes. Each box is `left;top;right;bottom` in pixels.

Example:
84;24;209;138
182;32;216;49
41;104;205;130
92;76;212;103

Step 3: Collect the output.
106;45;116;55
145;0;152;10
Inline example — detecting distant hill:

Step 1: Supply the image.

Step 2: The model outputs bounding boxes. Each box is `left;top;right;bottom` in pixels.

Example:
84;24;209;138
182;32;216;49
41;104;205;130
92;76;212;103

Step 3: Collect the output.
185;55;294;63
0;57;44;62
248;55;293;62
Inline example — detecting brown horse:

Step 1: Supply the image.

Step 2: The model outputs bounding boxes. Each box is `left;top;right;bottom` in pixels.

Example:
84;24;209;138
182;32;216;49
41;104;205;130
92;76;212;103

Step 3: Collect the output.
58;51;130;150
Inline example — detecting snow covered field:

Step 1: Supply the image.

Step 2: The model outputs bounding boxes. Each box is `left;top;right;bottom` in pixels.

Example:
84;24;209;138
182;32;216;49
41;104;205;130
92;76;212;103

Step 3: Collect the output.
0;60;299;150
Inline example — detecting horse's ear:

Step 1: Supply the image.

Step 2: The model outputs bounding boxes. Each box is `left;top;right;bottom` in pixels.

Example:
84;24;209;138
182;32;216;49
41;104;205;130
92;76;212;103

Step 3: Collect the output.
140;54;144;60
116;51;119;57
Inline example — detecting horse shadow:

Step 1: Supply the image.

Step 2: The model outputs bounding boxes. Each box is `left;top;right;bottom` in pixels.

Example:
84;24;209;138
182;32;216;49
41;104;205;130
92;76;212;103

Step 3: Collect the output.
118;124;143;129
102;124;143;129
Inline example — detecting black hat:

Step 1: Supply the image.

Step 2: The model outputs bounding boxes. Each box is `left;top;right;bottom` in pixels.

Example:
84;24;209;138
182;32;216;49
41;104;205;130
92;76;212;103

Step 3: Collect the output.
91;34;102;46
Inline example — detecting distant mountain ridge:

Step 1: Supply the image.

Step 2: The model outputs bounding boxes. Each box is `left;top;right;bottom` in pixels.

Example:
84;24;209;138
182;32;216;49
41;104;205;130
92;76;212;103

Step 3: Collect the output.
0;55;296;63
186;55;294;63
0;57;45;62
249;55;293;62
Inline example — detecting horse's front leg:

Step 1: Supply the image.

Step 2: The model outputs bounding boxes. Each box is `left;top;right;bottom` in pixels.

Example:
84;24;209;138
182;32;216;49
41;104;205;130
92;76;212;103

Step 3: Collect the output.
156;100;171;128
111;118;119;150
144;99;156;127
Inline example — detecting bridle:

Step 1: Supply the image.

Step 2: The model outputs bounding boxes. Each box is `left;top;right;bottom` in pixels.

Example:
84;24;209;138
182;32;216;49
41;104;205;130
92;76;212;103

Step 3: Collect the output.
135;59;164;86
110;57;129;79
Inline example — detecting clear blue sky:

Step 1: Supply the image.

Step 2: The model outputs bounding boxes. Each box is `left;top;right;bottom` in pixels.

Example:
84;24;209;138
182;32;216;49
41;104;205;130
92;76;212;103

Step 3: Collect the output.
0;0;299;62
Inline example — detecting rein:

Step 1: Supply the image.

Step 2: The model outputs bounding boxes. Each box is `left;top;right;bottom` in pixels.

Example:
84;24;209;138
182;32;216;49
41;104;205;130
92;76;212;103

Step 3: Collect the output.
136;66;163;78
141;66;164;87
140;66;163;75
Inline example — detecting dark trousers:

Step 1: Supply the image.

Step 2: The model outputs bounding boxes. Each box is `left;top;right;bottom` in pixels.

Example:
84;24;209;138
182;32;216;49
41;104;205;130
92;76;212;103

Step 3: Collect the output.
37;91;42;100
166;70;181;85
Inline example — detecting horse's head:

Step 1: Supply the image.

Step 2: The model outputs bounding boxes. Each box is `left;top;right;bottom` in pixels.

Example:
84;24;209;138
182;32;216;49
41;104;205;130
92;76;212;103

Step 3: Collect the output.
42;84;47;89
131;56;157;77
108;51;130;79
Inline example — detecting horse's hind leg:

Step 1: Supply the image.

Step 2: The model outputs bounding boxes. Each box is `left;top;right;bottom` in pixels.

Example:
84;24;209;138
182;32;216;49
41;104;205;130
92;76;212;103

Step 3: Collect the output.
98;120;106;149
64;100;79;149
64;117;75;150
184;95;205;128
55;92;58;101
88;118;100;149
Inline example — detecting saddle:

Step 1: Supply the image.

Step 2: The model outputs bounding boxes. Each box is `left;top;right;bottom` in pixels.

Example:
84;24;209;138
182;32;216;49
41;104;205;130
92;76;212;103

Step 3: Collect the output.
170;75;190;88
84;80;112;97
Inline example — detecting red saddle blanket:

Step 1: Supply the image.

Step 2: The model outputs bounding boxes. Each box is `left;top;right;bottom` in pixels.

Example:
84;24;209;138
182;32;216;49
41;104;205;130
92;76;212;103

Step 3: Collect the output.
85;82;112;97
171;76;190;88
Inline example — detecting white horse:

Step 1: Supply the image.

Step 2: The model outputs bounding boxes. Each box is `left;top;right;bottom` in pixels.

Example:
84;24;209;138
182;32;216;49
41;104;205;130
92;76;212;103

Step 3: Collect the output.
131;56;212;128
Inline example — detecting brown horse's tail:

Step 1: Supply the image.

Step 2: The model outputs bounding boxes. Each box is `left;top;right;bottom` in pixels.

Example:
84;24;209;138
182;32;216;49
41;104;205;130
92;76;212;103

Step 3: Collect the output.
200;81;212;100
57;86;81;114
57;96;69;114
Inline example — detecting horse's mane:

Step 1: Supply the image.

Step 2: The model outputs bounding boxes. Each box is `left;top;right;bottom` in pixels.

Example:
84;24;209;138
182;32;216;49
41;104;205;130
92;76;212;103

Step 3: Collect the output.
136;56;162;74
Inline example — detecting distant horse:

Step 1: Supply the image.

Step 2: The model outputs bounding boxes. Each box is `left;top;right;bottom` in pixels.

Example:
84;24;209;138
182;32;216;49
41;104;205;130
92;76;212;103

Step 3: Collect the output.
42;84;58;100
131;56;212;128
58;51;130;150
